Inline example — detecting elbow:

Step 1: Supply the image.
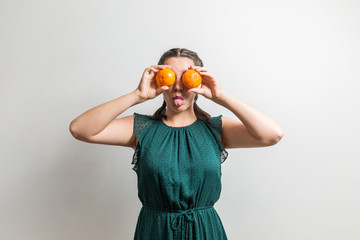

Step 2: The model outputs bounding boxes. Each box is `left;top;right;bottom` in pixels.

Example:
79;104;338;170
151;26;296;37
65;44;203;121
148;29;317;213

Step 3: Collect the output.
69;121;94;142
261;128;283;146
69;121;83;140
268;128;284;146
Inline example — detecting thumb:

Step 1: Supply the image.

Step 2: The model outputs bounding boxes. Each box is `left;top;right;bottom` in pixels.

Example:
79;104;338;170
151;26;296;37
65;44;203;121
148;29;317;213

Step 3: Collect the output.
156;86;169;95
189;87;203;95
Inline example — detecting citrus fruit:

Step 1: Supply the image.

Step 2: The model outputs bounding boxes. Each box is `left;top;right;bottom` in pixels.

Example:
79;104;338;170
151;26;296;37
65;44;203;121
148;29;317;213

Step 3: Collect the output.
182;69;202;89
156;68;176;87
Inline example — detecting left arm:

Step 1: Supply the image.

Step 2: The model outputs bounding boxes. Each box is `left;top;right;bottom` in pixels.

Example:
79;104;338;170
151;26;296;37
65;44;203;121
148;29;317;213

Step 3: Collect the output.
215;92;283;148
189;66;283;148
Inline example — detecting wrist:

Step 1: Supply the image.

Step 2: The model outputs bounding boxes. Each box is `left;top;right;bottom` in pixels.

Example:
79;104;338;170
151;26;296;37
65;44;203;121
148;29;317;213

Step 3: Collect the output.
132;89;147;104
212;89;227;104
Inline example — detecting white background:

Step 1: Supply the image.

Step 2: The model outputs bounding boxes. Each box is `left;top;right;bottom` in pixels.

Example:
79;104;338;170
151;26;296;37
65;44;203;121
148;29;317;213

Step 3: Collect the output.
1;0;359;239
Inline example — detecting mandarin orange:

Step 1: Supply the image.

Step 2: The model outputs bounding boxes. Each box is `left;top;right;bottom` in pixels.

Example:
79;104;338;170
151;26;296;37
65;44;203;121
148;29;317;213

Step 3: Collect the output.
155;68;176;87
182;69;202;89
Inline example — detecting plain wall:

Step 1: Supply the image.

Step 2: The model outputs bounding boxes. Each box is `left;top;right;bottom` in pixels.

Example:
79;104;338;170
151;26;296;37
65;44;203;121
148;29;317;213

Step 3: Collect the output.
1;0;359;239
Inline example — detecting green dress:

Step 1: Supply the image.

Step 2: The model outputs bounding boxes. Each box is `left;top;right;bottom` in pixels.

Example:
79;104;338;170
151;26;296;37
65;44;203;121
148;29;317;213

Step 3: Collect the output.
132;113;228;240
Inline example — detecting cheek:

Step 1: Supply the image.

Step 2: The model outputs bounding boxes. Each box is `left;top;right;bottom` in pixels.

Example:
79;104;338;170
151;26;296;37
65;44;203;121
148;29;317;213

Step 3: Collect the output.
163;92;173;103
186;91;196;99
185;94;196;104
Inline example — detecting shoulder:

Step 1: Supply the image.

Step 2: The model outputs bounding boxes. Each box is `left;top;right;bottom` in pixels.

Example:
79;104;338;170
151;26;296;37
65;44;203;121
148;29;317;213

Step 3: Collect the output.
133;112;156;126
208;115;223;129
201;115;224;140
133;112;158;141
134;112;152;120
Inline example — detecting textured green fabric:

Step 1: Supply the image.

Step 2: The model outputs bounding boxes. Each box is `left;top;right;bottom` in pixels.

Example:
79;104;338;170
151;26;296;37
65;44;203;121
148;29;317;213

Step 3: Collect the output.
132;113;228;240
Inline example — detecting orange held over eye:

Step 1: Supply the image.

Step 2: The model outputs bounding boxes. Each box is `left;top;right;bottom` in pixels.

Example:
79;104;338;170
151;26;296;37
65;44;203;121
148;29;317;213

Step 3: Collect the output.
182;69;202;89
156;68;176;87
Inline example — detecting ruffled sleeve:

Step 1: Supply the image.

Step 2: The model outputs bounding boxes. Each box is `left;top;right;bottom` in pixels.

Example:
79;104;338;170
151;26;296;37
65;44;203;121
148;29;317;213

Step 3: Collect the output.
208;115;229;164
132;113;154;172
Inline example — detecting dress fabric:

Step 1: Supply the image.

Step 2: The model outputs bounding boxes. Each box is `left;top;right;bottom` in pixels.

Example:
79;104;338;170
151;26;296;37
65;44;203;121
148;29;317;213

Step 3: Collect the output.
132;113;228;240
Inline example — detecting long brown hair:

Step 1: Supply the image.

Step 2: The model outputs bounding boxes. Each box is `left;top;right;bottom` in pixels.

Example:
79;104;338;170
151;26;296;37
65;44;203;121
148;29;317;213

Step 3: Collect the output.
151;48;211;123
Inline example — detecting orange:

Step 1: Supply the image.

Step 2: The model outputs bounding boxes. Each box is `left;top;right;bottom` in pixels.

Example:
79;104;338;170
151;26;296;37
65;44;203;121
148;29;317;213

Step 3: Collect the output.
182;69;202;89
156;68;176;87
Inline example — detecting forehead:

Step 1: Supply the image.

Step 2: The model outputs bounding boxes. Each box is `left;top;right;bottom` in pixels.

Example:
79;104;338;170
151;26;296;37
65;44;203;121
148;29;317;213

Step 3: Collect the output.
163;57;195;70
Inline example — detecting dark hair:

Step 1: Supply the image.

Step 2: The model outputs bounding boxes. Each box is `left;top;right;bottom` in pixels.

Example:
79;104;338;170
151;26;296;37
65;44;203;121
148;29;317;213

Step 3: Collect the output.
151;48;211;123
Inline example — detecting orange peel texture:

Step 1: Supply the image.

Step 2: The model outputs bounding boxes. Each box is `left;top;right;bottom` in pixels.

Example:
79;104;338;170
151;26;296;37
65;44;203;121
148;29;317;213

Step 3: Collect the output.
155;68;176;87
182;69;202;89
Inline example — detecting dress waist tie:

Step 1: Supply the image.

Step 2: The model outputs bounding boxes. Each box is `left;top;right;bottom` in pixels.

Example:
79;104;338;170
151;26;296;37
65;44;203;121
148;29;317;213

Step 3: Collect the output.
143;205;214;230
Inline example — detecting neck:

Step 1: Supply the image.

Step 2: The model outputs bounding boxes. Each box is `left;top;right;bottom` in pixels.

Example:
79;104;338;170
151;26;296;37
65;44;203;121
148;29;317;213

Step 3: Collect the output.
164;108;197;126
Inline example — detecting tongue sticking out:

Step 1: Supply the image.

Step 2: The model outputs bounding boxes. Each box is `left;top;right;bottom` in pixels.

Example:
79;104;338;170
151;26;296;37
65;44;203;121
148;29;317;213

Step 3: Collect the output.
173;98;184;107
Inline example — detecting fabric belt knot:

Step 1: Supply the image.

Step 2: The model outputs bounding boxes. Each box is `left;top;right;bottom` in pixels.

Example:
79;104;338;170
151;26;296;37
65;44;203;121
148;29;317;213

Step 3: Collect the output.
171;206;213;230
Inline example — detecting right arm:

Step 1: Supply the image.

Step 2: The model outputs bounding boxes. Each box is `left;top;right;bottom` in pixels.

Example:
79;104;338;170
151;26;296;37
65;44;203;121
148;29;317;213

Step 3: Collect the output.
69;65;170;149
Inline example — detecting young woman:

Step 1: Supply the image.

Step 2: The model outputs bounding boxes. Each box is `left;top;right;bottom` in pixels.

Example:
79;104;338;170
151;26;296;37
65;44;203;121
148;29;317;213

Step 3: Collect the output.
69;48;283;239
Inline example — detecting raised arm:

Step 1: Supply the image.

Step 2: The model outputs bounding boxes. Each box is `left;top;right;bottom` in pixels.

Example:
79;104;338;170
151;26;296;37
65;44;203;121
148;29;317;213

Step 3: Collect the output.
189;65;283;149
216;93;283;148
69;65;170;149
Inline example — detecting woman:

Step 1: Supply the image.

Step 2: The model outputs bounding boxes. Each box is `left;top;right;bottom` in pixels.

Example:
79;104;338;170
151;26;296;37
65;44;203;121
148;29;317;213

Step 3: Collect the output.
69;48;283;239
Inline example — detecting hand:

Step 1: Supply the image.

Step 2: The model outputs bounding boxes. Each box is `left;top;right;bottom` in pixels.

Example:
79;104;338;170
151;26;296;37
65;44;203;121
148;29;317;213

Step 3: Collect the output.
188;66;224;101
135;65;171;102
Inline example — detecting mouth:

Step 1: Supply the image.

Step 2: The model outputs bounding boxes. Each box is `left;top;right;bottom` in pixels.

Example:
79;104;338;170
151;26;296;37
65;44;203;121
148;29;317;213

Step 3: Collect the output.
172;96;184;107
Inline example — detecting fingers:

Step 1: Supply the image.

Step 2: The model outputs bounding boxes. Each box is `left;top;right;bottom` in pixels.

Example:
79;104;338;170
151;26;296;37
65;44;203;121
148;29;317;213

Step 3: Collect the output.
188;66;214;83
144;65;172;79
189;86;204;95
188;66;213;80
188;65;209;72
153;64;172;69
148;64;172;71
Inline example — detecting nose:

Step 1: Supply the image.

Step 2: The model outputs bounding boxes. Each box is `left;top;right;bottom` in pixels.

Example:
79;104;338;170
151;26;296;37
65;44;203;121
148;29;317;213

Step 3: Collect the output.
173;75;184;91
